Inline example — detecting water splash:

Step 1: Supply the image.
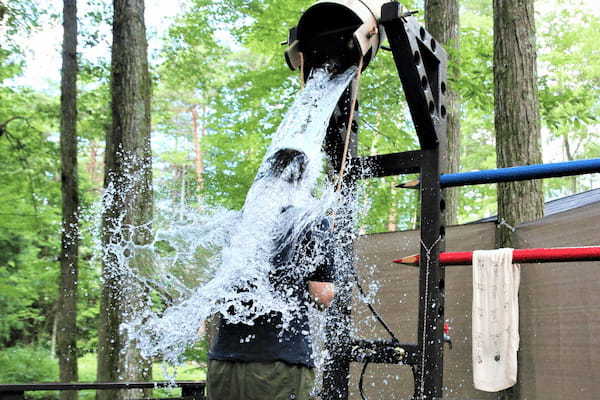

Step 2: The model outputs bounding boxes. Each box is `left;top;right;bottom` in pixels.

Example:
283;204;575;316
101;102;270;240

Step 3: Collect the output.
101;67;360;367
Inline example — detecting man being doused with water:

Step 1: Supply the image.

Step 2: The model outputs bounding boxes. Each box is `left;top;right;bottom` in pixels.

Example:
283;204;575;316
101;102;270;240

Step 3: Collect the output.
207;148;336;400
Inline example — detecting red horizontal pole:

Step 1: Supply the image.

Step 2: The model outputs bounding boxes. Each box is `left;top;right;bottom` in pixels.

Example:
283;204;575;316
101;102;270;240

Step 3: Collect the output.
393;247;600;266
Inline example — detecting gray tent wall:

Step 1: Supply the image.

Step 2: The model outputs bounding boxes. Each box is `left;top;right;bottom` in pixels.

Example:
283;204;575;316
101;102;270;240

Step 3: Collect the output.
350;190;600;399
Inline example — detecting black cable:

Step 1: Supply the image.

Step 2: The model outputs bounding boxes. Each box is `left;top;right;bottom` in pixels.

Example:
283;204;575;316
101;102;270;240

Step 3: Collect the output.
355;278;398;342
355;276;400;400
358;359;370;400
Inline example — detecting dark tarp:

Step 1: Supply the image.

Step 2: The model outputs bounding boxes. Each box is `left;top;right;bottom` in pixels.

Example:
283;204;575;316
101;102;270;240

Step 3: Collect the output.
350;201;600;399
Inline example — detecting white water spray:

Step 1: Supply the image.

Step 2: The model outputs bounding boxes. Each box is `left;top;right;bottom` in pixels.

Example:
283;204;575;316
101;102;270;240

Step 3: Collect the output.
105;67;360;366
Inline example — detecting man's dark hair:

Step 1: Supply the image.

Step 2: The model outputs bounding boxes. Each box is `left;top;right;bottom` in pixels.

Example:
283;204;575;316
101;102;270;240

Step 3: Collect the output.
264;149;307;183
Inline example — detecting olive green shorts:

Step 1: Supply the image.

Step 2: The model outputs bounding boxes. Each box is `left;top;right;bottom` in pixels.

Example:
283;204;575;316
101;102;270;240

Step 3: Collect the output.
207;359;315;400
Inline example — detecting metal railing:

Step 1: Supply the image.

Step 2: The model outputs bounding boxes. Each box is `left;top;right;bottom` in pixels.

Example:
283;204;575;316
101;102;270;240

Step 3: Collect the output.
0;381;206;400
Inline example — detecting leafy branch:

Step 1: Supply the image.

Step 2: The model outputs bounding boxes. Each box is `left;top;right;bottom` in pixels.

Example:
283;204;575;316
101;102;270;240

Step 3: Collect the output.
0;116;28;137
0;116;43;217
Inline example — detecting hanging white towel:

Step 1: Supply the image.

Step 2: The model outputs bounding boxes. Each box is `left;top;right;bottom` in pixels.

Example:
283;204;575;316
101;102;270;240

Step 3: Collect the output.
472;248;520;392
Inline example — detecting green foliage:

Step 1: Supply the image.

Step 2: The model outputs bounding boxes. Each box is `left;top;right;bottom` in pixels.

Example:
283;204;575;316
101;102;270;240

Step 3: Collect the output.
0;88;62;346
0;0;105;354
537;0;600;198
0;348;205;399
0;347;58;388
0;0;44;47
182;337;209;365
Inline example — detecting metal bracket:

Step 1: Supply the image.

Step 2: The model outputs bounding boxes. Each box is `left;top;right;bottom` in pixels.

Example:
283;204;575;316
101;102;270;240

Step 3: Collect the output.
381;1;448;155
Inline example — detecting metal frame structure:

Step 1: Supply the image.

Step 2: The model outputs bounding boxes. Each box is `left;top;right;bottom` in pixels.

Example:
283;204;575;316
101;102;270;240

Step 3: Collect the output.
317;3;600;399
320;2;450;399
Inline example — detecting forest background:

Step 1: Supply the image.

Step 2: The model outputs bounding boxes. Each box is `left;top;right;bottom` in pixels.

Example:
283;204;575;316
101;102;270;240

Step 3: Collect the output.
0;0;598;397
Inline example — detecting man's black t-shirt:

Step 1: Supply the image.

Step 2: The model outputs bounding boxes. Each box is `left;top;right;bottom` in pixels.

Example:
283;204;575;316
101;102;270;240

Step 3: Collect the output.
208;208;335;368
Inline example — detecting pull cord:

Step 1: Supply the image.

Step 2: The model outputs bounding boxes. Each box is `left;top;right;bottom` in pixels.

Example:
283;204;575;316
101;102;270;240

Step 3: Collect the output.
356;276;400;400
335;57;364;193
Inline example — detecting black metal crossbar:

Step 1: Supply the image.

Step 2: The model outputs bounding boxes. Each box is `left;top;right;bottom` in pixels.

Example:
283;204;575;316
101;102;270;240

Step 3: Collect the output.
350;340;419;365
0;381;206;400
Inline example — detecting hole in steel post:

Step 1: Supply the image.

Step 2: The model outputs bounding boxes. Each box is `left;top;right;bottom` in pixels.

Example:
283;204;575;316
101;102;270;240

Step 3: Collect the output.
414;51;421;65
438;278;445;292
421;75;428;89
441;105;447;118
430;38;436;52
440;198;446;212
428;100;435;114
419;27;426;40
441;81;447;94
439;225;446;238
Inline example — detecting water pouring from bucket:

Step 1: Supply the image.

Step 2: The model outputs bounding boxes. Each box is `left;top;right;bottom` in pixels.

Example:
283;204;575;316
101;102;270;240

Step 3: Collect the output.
283;1;395;194
118;0;396;378
119;67;359;368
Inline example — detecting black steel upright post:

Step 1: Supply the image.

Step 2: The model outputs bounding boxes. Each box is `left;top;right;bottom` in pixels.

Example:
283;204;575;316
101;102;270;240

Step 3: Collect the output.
416;148;446;399
380;3;448;398
322;87;359;400
322;266;352;399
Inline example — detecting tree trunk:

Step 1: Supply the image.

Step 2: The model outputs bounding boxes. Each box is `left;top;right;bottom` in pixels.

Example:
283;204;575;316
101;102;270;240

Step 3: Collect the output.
51;312;58;362
494;0;544;248
493;0;544;397
425;0;461;226
190;104;205;191
562;133;577;193
387;180;397;232
87;140;103;191
57;1;79;399
97;0;152;399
